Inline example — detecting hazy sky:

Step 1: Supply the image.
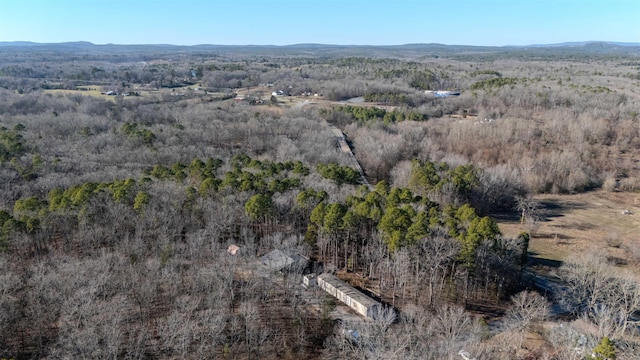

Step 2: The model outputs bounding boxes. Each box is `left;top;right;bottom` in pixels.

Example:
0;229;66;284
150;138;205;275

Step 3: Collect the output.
0;0;638;46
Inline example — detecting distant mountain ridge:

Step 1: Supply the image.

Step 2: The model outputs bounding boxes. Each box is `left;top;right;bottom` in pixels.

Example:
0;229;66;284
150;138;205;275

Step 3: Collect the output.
511;41;640;47
0;40;638;48
1;41;638;60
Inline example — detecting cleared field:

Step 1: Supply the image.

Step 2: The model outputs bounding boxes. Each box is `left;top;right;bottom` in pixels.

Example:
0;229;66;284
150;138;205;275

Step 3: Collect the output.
43;88;106;97
41;83;206;98
497;190;640;264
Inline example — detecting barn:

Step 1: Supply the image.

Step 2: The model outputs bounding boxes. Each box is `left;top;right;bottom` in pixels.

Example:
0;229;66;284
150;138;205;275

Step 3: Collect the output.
317;273;381;319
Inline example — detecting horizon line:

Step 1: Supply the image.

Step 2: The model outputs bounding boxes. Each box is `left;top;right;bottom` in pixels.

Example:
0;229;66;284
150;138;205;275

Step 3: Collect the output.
1;40;639;48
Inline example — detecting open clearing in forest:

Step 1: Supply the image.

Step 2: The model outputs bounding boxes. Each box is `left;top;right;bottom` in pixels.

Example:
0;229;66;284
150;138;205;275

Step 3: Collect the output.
41;83;206;98
497;190;640;266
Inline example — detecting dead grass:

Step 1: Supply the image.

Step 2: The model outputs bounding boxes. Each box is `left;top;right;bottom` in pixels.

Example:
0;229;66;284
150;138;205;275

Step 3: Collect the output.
44;88;107;98
42;83;207;100
497;190;640;266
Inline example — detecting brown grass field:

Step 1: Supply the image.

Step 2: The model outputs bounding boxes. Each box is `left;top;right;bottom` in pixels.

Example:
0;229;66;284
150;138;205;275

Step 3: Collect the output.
497;190;640;267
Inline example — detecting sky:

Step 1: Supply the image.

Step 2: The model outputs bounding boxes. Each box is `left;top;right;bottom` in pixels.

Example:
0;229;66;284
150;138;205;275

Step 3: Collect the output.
0;0;638;46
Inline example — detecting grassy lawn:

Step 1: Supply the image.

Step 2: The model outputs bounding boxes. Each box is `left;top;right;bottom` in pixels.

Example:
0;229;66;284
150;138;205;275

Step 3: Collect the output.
497;190;640;265
44;88;106;97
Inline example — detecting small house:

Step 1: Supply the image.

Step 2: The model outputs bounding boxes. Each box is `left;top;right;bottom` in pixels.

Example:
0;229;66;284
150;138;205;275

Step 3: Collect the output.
260;249;307;273
303;273;317;288
227;244;240;255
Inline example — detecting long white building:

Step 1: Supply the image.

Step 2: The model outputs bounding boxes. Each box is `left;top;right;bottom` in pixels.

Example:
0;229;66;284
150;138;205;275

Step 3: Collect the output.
317;273;381;319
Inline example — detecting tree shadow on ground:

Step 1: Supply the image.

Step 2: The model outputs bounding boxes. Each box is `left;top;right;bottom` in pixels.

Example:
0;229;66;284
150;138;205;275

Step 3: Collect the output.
538;198;588;221
549;222;596;231
490;210;521;223
527;253;563;268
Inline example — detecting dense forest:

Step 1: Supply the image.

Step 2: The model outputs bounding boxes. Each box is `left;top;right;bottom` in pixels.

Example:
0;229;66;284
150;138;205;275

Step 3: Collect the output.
1;42;639;359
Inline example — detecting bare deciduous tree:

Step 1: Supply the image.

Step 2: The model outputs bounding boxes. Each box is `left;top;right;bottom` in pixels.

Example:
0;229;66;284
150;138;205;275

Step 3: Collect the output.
504;290;550;349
